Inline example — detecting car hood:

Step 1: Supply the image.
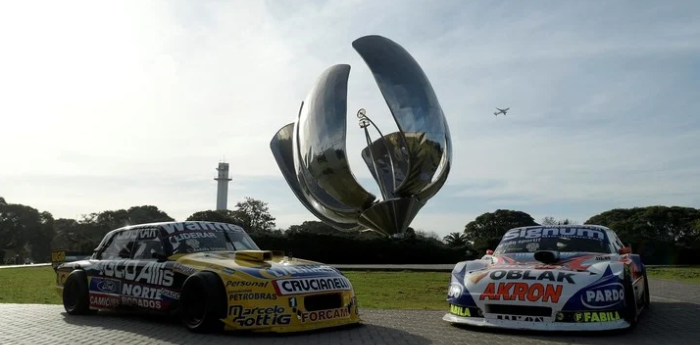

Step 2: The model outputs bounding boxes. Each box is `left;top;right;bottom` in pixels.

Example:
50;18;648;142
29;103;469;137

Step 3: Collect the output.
173;250;346;280
450;252;627;311
489;252;622;271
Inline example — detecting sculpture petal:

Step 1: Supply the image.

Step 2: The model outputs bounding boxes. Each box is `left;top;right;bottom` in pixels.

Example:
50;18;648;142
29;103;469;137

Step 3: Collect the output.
360;131;410;198
293;64;377;219
357;197;423;237
352;35;452;198
270;122;362;230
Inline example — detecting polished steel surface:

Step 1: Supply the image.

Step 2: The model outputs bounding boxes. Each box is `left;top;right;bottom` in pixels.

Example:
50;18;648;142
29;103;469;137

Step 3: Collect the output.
360;131;409;199
270;122;362;231
294;64;377;213
352;35;452;199
269;35;453;237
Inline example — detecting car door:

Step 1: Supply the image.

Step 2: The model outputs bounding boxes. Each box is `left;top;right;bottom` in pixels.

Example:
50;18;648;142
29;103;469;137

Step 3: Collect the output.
89;230;135;310
121;227;173;312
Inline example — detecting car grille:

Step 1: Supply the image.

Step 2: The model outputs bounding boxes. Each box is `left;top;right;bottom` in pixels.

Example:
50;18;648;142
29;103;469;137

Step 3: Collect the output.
304;293;343;311
485;304;552;317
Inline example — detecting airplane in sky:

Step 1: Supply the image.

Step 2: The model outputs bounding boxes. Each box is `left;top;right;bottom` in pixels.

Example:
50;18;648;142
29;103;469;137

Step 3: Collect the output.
493;107;509;116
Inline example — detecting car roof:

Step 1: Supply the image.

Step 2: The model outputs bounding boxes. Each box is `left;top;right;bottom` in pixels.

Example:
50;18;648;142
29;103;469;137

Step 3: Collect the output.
103;220;242;238
507;224;612;231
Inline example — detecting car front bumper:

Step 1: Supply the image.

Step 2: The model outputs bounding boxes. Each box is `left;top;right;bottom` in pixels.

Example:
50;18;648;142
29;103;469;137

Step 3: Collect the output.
443;313;630;331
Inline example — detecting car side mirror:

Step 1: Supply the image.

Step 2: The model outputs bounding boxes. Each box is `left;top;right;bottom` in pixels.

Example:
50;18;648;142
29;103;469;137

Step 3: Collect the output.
485;249;493;255
619;247;632;254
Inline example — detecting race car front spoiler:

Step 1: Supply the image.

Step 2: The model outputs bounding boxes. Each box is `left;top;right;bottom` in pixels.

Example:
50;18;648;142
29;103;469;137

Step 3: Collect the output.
443;313;630;331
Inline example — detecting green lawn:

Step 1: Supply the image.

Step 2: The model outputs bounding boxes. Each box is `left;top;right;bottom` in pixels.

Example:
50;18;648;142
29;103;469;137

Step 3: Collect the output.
0;266;61;304
0;266;450;309
1;266;697;310
646;266;700;285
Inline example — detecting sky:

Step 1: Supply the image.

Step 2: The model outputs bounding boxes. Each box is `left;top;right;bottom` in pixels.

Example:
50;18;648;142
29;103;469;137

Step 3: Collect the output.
1;0;699;238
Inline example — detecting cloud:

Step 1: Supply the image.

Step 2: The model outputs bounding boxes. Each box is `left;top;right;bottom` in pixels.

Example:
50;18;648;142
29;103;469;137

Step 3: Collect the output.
1;0;699;238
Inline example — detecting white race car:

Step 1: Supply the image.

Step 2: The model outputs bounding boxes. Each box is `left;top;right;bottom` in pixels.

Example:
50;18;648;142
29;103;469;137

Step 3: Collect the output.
444;225;650;331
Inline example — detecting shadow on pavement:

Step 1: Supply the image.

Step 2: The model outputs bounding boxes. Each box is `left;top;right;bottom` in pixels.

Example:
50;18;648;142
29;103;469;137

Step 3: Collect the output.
449;301;700;344
60;311;433;345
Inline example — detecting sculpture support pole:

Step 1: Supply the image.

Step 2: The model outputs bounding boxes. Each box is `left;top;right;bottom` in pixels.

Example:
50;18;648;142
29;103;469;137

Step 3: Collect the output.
357;108;398;198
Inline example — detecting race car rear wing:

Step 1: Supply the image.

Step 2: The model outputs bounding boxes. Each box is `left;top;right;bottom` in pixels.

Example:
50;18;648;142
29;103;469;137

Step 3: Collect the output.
50;250;93;271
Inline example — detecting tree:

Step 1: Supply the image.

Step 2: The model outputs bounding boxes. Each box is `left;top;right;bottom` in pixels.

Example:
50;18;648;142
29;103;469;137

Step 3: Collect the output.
0;196;6;205
586;206;700;246
464;209;539;254
541;216;575;225
286;221;337;235
232;197;276;234
126;205;174;225
186;209;243;225
443;232;469;247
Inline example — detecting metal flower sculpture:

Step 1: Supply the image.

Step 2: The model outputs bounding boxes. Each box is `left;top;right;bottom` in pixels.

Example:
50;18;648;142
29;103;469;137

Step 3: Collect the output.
270;35;452;237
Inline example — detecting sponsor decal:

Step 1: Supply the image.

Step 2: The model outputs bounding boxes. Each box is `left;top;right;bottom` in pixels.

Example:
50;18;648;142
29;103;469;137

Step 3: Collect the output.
574;311;621;322
222;267;235;275
173;263;197;276
171;231;217;242
121;297;162;309
228;305;291;327
488;269;576;284
89;277;121;294
449;304;471;317
226;280;269;288
582;282;624;309
229;292;277;301
480;282;563;303
273;277;352;295
447;283;463;298
300;307;350;323
115;228;159;240
263;265;338;278
495;315;544;322
162;222;242;234
99;261;174;287
90;294;120;308
502;227;605;242
51;251;66;263
161;289;180;300
469;272;489;284
122;283;162;300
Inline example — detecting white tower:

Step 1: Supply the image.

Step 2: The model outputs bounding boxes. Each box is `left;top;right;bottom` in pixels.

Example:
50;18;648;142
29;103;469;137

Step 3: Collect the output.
214;162;232;210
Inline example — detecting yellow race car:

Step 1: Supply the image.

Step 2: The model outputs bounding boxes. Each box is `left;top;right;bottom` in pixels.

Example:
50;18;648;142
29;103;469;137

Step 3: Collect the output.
52;221;361;333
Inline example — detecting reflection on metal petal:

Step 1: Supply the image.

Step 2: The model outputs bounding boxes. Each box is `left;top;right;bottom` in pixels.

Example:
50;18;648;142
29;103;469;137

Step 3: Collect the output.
360;131;410;198
270;35;453;237
352;35;452;199
294;64;376;220
270;122;361;231
357;198;422;237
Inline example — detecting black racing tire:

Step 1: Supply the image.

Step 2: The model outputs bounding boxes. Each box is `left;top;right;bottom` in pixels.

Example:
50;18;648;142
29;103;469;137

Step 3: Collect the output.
622;270;639;330
62;270;97;315
179;271;227;333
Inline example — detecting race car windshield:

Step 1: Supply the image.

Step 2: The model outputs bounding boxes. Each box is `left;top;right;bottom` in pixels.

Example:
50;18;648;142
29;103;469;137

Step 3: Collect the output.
166;228;260;255
493;227;612;255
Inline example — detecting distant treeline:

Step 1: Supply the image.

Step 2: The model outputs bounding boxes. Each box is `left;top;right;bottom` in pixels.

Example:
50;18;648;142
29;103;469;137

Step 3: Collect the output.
1;195;698;265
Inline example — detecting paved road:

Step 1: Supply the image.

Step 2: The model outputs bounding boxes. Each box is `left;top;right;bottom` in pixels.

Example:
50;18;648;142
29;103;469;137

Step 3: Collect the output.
1;279;699;345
